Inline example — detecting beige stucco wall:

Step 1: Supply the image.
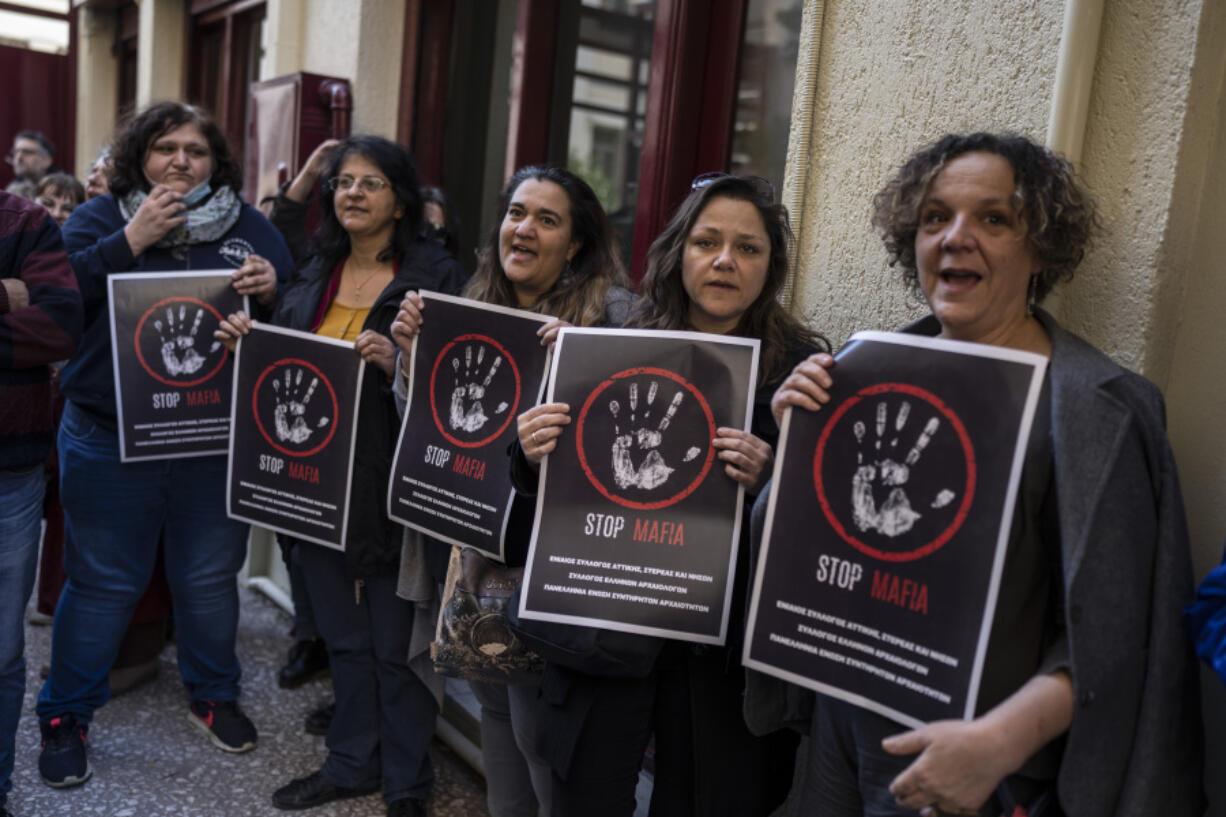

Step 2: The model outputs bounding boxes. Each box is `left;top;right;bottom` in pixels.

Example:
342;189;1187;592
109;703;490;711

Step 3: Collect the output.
135;0;186;108
74;6;118;174
787;0;1226;805
786;0;1064;344
290;0;406;138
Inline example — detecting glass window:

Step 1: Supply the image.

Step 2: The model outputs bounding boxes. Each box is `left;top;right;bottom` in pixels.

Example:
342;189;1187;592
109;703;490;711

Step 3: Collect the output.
730;0;804;190
564;0;657;267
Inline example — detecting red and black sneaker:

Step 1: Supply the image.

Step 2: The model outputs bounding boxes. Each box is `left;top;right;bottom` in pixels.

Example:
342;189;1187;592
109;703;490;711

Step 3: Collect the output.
38;714;92;788
188;699;257;753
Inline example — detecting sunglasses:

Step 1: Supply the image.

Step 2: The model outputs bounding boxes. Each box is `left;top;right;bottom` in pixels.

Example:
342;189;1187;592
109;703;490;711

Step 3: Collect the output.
690;172;775;202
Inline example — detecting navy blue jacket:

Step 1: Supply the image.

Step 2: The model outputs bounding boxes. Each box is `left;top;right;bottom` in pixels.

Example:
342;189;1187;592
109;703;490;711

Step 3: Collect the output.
58;193;293;428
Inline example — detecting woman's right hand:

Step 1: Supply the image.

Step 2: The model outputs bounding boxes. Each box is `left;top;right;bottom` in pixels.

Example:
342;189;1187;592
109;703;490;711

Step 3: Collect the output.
390;291;425;358
214;310;254;352
123;184;185;256
770;352;836;425
286;138;341;203
518;402;571;467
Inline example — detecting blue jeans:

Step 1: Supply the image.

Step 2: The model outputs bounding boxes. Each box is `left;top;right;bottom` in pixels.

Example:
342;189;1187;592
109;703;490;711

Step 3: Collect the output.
0;464;44;805
37;402;249;724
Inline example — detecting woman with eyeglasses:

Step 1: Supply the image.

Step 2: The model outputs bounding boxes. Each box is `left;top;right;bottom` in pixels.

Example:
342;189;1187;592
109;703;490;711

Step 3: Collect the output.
389;164;630;817
514;173;829;817
217;135;465;817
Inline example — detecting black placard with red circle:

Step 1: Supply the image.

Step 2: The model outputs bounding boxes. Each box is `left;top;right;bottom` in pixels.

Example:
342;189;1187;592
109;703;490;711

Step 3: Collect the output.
226;323;364;550
387;293;553;560
518;328;759;645
743;331;1047;727
107;271;246;462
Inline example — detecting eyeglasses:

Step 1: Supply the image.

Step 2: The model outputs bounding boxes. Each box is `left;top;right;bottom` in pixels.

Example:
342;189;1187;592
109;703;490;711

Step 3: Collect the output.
690;172;775;202
326;175;391;194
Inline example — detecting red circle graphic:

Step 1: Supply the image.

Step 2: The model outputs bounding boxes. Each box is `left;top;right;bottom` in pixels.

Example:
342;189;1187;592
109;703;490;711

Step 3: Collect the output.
813;382;976;563
575;366;716;511
252;358;340;458
429;334;522;449
133;296;228;387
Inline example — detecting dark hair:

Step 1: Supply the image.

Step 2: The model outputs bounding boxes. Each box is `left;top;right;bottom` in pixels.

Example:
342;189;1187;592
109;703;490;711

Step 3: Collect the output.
629;175;829;385
313;135;424;267
36;172;84;205
15;130;54;158
872;132;1099;303
465;165;627;326
108;101;243;198
420;185;460;257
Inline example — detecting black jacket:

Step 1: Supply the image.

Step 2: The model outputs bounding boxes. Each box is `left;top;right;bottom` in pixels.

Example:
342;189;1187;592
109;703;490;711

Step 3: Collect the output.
270;194;466;578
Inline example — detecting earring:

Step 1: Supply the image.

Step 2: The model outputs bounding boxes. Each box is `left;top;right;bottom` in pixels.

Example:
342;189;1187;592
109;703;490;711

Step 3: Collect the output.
1026;275;1038;317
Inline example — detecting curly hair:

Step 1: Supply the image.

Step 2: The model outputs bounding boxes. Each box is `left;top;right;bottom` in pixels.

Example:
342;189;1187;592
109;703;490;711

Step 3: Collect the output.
871;132;1099;303
465;165;627;326
109;101;242;198
628;175;829;385
312;135;424;268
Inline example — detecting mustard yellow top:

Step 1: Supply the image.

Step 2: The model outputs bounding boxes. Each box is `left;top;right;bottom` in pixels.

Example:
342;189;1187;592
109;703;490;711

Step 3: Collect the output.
316;299;371;341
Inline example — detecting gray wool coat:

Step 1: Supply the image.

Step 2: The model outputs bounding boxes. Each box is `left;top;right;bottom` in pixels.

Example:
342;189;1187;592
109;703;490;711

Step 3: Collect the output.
744;309;1205;816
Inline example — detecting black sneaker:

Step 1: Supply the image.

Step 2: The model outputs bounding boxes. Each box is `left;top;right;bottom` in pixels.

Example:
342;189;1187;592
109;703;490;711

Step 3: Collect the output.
188;699;257;753
38;714;92;788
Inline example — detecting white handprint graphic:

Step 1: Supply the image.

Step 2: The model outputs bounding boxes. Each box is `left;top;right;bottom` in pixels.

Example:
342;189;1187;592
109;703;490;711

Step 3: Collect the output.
850;400;954;538
608;380;701;491
448;344;509;433
272;367;331;444
154;303;220;377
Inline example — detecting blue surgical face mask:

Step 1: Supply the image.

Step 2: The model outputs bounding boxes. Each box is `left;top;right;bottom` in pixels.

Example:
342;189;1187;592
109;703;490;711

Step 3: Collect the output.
182;179;213;208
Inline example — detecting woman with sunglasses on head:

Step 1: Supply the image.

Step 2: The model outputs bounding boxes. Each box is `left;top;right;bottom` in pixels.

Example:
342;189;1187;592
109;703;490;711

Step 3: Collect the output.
217;135;465;817
515;173;829;817
389;164;630;817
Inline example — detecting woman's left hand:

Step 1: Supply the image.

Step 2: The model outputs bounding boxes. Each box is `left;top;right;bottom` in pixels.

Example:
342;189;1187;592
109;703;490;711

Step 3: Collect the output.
356;330;396;378
232;253;278;307
537;318;573;349
713;428;773;493
882;719;1011;815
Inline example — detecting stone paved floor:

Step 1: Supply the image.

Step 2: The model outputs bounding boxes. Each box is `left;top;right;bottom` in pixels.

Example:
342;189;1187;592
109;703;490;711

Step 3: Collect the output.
8;585;491;817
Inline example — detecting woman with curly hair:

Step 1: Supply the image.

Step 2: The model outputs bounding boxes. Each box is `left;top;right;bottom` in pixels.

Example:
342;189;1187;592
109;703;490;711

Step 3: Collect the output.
36;100;293;788
771;132;1202;816
517;173;829;816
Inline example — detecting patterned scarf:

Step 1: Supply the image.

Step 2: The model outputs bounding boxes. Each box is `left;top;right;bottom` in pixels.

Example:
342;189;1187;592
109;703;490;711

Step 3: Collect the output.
117;185;242;249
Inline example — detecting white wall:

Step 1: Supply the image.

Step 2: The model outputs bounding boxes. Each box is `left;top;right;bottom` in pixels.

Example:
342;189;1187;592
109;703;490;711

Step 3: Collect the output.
786;0;1226;807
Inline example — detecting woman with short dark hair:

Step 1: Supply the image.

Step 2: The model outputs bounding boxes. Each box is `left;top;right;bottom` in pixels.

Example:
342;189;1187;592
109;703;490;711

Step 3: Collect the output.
35;173;84;227
771;131;1201;816
36;100;293;788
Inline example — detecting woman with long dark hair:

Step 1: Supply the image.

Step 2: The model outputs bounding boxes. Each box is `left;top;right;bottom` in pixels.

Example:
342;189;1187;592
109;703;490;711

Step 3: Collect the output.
36;101;293;788
390;164;630;817
218;135;465;817
516;173;828;816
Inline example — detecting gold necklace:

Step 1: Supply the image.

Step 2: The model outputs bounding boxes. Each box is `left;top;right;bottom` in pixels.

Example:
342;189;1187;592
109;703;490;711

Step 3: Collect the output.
345;263;384;299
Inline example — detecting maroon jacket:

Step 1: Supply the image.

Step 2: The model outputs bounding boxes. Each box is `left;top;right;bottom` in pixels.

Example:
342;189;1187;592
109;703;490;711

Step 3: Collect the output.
0;191;82;469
